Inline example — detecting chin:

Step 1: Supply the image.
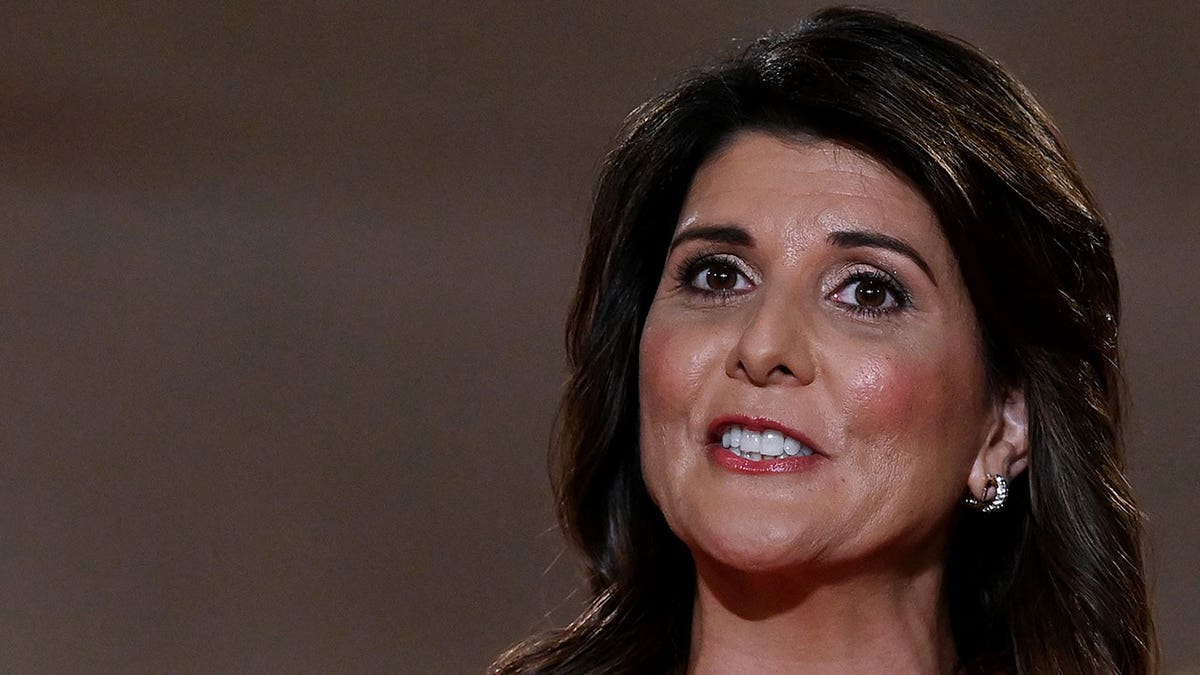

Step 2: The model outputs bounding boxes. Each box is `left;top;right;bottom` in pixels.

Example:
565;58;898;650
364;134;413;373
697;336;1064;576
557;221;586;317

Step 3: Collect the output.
683;514;821;574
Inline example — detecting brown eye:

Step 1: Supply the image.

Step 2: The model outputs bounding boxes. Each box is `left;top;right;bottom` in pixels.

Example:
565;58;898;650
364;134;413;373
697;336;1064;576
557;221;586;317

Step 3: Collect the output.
705;265;739;291
685;256;753;295
854;278;888;307
829;271;908;315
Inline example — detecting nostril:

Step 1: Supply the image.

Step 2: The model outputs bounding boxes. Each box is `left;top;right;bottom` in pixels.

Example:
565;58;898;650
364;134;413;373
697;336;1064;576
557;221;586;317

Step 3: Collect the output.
732;359;799;385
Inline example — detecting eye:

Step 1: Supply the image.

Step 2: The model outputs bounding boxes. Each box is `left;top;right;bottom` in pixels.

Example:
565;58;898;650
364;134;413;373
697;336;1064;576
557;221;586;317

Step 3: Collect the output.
680;254;754;295
828;271;909;315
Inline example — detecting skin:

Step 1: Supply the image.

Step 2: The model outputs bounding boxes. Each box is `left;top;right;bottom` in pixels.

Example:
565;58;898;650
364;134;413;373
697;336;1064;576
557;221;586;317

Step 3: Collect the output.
638;131;1028;674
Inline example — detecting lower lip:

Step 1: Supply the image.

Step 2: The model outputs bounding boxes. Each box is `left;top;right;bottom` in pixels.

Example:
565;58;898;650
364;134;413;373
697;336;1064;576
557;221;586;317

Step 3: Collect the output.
706;444;823;474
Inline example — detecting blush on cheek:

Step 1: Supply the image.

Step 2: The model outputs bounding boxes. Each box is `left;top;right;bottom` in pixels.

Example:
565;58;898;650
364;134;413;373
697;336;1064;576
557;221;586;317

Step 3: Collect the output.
638;319;676;411
683;339;723;392
841;356;934;432
639;316;724;413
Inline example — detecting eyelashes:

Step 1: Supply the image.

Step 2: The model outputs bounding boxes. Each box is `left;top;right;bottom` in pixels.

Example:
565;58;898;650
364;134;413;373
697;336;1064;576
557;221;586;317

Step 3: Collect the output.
829;269;912;317
675;253;756;297
672;252;912;318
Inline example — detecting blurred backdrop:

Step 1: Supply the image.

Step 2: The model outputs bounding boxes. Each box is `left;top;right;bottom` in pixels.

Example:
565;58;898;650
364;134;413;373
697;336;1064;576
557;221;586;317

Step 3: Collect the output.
1;2;1196;672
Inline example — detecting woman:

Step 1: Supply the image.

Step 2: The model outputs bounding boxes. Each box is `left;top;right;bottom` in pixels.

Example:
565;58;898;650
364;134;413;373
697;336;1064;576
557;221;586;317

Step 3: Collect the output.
493;7;1154;674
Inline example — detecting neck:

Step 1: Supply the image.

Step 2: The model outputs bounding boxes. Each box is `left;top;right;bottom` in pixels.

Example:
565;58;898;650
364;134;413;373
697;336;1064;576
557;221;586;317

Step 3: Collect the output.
686;553;958;675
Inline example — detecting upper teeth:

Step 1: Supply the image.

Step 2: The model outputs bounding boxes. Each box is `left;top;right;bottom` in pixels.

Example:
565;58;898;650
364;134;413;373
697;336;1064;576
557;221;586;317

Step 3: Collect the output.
721;424;813;460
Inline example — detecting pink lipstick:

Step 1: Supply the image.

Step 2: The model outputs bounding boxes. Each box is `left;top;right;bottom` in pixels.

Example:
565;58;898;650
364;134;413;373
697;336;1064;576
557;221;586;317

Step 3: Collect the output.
705;415;825;475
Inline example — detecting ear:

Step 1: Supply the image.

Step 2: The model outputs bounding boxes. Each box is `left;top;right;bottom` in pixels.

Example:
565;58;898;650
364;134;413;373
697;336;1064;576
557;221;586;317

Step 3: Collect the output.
967;388;1029;500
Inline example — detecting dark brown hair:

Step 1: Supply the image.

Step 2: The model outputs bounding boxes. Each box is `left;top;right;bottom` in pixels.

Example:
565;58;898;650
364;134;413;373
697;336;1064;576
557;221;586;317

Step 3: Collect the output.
492;7;1154;674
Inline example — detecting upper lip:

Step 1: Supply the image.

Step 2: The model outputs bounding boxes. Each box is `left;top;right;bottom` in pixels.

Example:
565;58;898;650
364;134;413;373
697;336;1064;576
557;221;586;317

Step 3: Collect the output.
707;414;826;456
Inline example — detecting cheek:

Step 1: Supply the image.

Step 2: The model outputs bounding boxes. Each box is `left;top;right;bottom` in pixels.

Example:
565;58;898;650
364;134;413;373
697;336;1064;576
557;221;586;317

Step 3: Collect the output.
843;357;912;425
840;355;946;432
638;312;724;422
836;346;986;479
638;319;680;416
638;309;728;503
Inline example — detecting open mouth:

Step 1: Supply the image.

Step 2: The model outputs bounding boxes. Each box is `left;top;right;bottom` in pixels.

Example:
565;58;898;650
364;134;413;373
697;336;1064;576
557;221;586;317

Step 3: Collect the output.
717;422;816;462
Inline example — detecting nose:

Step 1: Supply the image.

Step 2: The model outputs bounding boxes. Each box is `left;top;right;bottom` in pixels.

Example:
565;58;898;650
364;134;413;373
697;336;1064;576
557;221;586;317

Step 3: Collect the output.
725;292;816;387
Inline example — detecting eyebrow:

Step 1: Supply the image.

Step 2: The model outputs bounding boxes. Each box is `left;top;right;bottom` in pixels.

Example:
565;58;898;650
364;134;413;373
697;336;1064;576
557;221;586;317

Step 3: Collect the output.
828;229;937;285
668;225;937;286
667;224;754;253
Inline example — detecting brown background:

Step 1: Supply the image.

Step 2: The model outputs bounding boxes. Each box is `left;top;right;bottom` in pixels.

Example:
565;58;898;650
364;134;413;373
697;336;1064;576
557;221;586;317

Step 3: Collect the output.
1;2;1196;673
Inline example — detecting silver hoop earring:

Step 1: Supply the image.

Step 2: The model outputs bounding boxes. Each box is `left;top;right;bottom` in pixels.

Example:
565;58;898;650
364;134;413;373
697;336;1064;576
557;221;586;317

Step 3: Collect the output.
964;474;1008;513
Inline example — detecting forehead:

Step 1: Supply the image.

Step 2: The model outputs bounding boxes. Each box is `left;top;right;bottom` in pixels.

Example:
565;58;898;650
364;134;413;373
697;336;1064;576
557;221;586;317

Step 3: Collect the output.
678;131;949;261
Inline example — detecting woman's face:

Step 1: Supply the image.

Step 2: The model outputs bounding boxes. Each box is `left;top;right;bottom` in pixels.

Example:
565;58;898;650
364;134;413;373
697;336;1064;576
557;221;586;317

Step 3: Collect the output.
639;131;1000;574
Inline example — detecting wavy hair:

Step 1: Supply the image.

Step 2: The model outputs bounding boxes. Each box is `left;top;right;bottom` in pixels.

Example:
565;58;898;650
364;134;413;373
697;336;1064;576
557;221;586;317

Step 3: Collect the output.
492;7;1154;674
